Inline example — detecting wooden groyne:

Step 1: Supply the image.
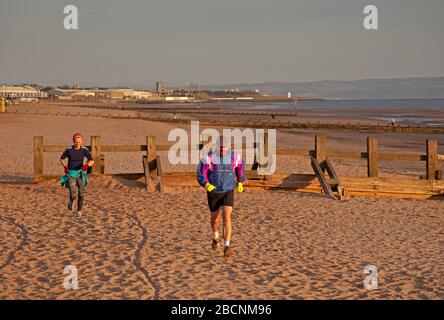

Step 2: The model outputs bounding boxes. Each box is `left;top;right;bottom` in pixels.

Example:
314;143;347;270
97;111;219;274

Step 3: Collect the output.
7;109;444;134
33;134;444;199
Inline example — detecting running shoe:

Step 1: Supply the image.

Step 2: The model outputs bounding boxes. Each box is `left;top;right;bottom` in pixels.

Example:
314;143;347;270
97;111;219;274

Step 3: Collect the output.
224;246;233;257
212;238;220;250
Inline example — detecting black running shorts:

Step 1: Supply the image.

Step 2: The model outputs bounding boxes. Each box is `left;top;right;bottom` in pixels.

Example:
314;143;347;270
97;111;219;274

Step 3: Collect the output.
207;190;234;212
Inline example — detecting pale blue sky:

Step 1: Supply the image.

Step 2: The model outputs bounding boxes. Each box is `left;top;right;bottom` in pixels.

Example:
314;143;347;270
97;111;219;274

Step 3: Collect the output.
1;0;443;88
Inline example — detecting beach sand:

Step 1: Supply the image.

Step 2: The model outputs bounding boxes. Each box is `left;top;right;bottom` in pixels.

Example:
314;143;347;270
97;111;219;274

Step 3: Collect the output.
0;108;443;299
0;179;442;299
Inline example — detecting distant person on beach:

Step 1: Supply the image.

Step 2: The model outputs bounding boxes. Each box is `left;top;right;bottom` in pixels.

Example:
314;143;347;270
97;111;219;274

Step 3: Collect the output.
197;135;245;257
391;119;396;126
59;133;94;218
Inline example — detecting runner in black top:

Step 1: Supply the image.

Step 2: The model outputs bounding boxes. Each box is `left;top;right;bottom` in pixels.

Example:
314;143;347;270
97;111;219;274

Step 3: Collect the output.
59;133;94;218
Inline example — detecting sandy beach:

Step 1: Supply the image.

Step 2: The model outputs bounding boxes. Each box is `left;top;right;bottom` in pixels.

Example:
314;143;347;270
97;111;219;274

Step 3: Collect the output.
0;106;443;299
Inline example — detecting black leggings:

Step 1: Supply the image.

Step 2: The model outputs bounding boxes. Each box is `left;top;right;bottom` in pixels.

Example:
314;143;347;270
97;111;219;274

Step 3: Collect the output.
68;176;85;210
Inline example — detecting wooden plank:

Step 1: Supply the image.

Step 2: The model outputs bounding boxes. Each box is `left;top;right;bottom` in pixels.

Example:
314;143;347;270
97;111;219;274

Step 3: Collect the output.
323;158;350;201
326;178;339;186
147;136;157;176
326;151;367;159
156;155;165;192
251;154;259;170
33;136;44;178
40;144;430;162
276;148;313;157
142;155;149;191
43;145;73;152
258;131;269;169
426;139;438;180
311;156;335;199
315;134;326;163
157;144;171;152
367;137;378;177
34;172;444;199
379;153;425;161
101;145;146;152
324;158;340;182
90;136;101;175
100;154;105;174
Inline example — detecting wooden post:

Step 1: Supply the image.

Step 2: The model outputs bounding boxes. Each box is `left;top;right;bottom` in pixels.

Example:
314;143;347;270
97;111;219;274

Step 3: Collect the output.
367;137;379;177
100;154;105;174
1;96;5;113
90;136;101;175
311;157;335;199
258;131;269;179
147;136;157;176
315;134;326;163
156;155;165;192
251;142;259;171
426;139;438;180
33;136;44;178
142;156;150;191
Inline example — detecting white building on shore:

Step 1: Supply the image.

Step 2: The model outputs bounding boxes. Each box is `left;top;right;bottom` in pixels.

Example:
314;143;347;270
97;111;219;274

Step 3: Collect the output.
1;85;48;100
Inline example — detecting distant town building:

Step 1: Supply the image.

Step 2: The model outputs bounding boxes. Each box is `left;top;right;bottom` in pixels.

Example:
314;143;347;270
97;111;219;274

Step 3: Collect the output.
107;88;134;99
132;90;154;100
156;81;165;95
42;88;70;97
1;85;48;100
165;96;194;102
70;90;95;98
43;87;154;101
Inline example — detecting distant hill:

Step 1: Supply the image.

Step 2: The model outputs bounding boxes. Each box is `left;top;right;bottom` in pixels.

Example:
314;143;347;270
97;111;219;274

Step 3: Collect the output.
198;77;444;99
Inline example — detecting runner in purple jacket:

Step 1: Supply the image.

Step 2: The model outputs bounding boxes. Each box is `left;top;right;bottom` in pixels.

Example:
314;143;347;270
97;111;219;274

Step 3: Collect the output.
197;136;245;257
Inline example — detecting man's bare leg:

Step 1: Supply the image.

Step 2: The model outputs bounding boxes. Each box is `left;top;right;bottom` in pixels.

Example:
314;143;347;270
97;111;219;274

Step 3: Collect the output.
211;209;221;249
222;205;233;257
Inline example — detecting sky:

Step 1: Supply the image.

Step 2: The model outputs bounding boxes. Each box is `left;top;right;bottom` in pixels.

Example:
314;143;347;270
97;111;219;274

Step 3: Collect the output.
0;0;443;88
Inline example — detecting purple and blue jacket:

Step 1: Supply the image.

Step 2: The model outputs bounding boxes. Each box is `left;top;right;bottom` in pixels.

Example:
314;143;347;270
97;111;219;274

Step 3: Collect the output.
197;150;245;193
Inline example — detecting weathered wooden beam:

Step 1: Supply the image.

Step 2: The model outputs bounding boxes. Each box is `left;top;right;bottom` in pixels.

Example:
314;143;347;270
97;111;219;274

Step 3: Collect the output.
32;171;444;199
311;156;335;199
142;155;149;191
90;136;101;175
156;155;165;193
315;134;326;163
426;139;438;180
39;143;435;163
379;153;426;161
43;145;71;152
258;131;269;166
276;148;314;157
147;136;157;176
99;154;105;174
323;158;340;182
327;151;367;159
33;136;44;178
367;137;379;177
101;145;146;152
